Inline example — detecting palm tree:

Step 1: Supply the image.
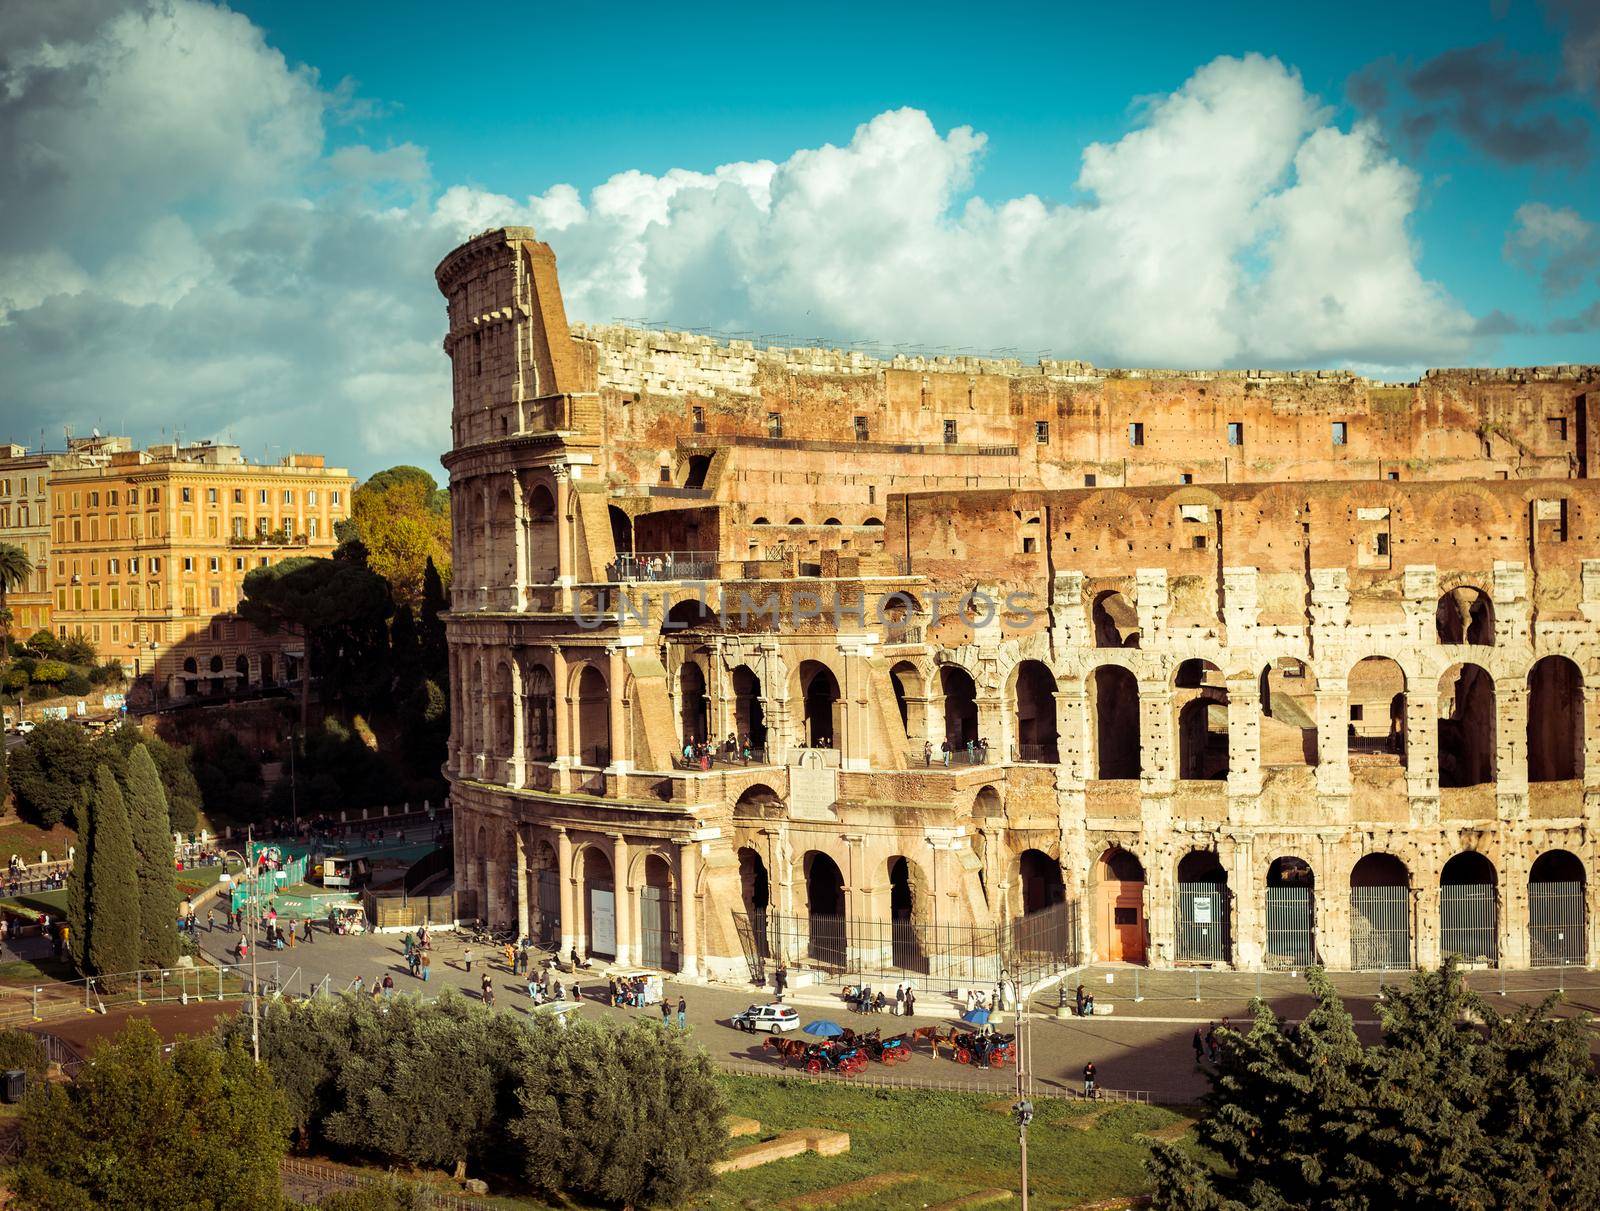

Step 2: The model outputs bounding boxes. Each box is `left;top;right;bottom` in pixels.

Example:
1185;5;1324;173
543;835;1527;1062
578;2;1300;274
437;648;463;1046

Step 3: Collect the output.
0;543;30;655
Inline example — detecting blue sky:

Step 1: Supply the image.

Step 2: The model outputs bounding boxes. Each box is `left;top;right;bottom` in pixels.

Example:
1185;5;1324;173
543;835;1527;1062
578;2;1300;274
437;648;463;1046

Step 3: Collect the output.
2;0;1597;475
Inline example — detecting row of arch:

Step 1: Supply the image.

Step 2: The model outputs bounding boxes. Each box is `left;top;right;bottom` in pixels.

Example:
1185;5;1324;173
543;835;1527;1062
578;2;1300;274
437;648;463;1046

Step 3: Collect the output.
1085;586;1499;649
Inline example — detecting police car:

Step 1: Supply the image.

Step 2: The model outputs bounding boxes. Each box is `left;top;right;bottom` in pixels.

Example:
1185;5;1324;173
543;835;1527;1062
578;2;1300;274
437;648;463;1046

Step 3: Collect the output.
730;1002;800;1033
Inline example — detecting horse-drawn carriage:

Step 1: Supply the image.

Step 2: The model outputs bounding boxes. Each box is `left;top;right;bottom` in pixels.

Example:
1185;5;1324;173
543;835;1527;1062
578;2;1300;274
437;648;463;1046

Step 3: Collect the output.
762;1027;912;1074
942;1027;1014;1068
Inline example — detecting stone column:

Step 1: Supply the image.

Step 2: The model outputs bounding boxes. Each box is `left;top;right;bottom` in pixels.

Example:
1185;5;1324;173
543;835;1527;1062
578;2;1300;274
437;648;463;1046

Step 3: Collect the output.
677;840;701;977
1586;687;1600;790
477;481;492;611
1405;688;1439;799
511;473;529;610
1227;836;1260;968
551;645;571;793
515;827;530;942
478;652;494;781
447;649;463;774
976;694;1005;757
1415;880;1440;969
1314;676;1351;797
1055;685;1088;785
507;658;526;788
1499;843;1527;969
1226;673;1263;800
1498;683;1529;795
1138;678;1175;792
607;647;629;771
611;833;632;965
483;856;500;929
556;828;576;957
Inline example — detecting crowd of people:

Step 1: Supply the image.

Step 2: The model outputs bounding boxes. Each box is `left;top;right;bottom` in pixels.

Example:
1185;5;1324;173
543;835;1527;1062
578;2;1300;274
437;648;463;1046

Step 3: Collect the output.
677;734;763;769
920;738;992;766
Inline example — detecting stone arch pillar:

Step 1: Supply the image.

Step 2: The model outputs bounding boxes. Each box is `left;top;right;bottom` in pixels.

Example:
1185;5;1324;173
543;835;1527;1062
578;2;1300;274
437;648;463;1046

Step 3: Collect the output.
1315;676;1351;797
1138;677;1175;792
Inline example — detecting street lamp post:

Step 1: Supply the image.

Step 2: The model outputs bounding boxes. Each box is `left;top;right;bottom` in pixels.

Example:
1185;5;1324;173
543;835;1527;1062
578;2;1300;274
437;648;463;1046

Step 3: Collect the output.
217;827;260;1063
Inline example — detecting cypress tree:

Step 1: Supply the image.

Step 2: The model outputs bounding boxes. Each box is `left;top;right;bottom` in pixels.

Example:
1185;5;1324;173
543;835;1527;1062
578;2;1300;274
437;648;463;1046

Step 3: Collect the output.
86;764;139;980
64;791;93;971
126;744;179;967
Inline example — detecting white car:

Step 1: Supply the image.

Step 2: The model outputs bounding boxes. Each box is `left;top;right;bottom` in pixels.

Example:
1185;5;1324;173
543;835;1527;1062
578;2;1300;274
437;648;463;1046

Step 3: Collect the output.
12;721;34;736
731;1003;800;1033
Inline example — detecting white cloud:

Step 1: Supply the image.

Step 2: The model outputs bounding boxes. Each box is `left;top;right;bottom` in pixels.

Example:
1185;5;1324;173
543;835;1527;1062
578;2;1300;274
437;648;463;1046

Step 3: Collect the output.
1505;202;1600;295
0;5;1482;477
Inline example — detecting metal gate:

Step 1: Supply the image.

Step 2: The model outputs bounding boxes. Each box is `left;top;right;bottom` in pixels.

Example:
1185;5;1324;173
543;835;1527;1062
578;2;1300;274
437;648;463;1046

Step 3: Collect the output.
639;883;679;971
809;913;848;969
1350;885;1411;970
1440;883;1498;964
1529;880;1585;967
534;870;559;947
1176;881;1229;962
1265;885;1314;967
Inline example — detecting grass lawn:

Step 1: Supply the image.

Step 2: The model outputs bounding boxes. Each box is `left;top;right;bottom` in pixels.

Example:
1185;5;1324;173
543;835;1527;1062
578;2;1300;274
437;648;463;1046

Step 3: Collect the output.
701;1077;1201;1209
0;819;75;865
0;955;76;986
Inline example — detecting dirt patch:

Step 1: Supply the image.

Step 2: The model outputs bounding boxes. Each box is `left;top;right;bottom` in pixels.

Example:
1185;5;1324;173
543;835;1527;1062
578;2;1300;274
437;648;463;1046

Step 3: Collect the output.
775;1171;916;1210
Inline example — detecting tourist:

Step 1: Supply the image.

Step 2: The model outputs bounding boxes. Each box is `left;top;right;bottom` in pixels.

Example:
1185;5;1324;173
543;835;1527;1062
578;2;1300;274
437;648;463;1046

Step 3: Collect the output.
382;973;394;999
482;973;495;1006
676;996;687;1029
1205;1023;1218;1062
420;951;431;981
1074;983;1086;1017
895;983;905;1016
1193;1027;1204;1064
369;980;382;1006
922;740;932;767
659;1000;670;1025
774;962;788;1001
1083;1061;1098;1099
904;986;916;1017
464;947;473;973
502;940;516;971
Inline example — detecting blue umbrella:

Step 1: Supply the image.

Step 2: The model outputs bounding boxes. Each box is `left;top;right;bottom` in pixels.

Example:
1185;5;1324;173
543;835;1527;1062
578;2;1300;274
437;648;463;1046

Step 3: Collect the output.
803;1020;844;1038
961;1008;990;1026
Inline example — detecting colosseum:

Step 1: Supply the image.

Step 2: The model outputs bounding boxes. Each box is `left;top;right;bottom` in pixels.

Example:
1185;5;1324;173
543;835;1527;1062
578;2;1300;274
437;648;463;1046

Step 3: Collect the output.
438;225;1600;986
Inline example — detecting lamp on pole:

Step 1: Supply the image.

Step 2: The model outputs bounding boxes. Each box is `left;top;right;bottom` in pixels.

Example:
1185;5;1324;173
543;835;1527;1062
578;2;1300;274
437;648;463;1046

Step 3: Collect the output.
216;827;260;1063
1012;975;1033;1211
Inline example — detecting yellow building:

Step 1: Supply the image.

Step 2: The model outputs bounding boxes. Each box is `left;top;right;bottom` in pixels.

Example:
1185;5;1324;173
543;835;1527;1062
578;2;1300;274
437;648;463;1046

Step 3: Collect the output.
0;445;55;637
48;441;355;701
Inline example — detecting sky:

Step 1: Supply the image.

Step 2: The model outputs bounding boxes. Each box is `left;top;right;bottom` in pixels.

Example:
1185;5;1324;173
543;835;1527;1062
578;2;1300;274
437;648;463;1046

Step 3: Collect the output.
1;1;1598;480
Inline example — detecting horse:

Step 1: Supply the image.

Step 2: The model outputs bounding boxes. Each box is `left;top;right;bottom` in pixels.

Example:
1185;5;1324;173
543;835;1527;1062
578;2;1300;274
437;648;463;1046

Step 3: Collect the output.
762;1036;809;1067
908;1025;942;1052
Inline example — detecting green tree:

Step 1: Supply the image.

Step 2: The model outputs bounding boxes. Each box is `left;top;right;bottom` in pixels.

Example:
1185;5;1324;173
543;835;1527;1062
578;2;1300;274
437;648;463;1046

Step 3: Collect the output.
59;632;95;666
22;629;58;656
0;542;29;653
337;465;452;606
1150;961;1600;1211
238;555;394;726
419;555;448;680
95;723;202;833
64;791;92;970
9;719;95;828
512;1018;727;1208
14;1021;289;1211
0;1028;48;1085
30;659;68;684
85;765;138;979
126;745;178;968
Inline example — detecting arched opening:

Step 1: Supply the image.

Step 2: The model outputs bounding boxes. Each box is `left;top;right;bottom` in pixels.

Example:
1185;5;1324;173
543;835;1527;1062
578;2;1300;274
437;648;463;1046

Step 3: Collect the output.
574;664;611;767
1350;853;1411;970
608;505;633;557
208;654;223;674
183;656;198;674
888;660;921;740
492;488;516;590
581;847;617;961
1175;659;1228;780
888;857;929;973
1349;656;1407;765
751;516;770;526
235;655;250;684
1440;851;1498;965
526;665;555;760
1529;850;1586;967
1260;658;1318;766
1265;857;1315;967
1528;655;1584;783
639;854;680;971
1092;847;1146;963
473;824;489;921
491;661;514;765
1435;586;1494;646
787;517;806;526
799;661;840;748
1090;666;1141;778
531;839;559;947
863;516;884;527
677;662;708;747
665;599;719;630
683;454;711;489
879;590;920;644
940;665;979;752
803;851;846;968
260;652;274;686
1013;660;1058;762
1439;663;1495;787
527;484;558;582
822;517;841;526
1176;850;1230;963
738;846;771;972
730;666;766;752
1091;590;1140;648
1020;849;1066;913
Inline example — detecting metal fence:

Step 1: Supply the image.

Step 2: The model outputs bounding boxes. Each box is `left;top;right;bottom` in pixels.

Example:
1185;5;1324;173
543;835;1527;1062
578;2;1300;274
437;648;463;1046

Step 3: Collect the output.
0;961;269;1028
1350;886;1412;970
1265;885;1316;967
280;1157;492;1209
1440;883;1499;964
1176;881;1230;963
732;902;1079;990
715;1056;1149;1103
1529;880;1586;967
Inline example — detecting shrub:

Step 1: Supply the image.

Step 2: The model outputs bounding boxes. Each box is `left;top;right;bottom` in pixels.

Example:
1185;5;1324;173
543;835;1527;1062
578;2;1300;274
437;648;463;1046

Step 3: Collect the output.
0;1029;48;1083
9;720;95;828
59;672;92;697
30;660;68;684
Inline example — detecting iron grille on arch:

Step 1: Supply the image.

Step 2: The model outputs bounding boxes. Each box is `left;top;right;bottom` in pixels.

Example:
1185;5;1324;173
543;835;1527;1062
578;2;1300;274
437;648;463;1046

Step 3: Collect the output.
731;901;1080;990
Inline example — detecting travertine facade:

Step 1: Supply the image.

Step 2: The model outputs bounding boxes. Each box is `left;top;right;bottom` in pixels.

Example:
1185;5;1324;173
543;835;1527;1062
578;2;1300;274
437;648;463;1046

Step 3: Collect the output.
440;225;1600;980
49;441;353;700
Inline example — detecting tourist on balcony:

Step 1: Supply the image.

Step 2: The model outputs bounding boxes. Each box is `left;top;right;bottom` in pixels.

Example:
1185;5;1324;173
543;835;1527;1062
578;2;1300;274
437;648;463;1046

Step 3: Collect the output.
923;741;932;767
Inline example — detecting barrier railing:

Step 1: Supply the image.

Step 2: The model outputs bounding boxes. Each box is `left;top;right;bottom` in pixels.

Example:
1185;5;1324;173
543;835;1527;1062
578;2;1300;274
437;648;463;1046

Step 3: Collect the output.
0;961;269;1027
715;1056;1148;1103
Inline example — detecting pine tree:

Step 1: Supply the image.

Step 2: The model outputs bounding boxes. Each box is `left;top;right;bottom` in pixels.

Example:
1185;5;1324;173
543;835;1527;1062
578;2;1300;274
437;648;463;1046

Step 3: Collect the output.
85;764;139;980
419;557;448;681
126;745;179;968
64;793;93;971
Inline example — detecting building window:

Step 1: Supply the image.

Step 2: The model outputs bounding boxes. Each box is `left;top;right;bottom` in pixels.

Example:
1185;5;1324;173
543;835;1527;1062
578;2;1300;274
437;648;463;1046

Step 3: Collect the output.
110;587;119;610
331;491;341;506
183;557;194;572
282;489;292;505
1227;421;1244;446
128;488;137;505
150;557;160;573
1180;473;1194;484
943;420;957;444
1129;422;1144;447
234;488;243;503
233;517;245;538
1387;470;1401;480
854;415;869;441
692;406;705;433
1084;474;1097;487
767;412;783;439
129;558;139;574
208;556;219;572
1035;421;1049;444
1022;536;1037;553
308;489;318;506
207;487;217;504
659;465;671;483
235;557;245;571
1375;533;1390;556
210;587;220;608
1549;417;1568;442
88;491;99;507
1332;421;1348;446
257;518;269;536
259;490;268;504
149;488;159;503
308;518;319;539
181;487;192;503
